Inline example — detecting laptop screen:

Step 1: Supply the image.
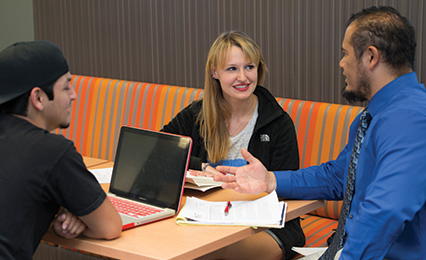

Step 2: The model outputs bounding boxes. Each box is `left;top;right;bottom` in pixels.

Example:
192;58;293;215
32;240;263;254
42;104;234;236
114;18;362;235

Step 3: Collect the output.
109;126;191;210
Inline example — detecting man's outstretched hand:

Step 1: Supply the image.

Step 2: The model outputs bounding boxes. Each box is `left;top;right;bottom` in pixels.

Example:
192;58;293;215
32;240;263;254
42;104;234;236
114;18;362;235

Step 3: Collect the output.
214;148;277;194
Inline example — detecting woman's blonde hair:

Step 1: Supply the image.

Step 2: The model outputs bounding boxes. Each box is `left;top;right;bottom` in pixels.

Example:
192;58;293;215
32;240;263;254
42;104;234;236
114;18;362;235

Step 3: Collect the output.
198;30;267;163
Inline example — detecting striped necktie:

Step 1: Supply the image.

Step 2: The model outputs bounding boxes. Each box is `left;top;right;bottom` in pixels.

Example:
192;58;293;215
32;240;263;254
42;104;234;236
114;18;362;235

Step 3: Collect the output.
319;108;372;259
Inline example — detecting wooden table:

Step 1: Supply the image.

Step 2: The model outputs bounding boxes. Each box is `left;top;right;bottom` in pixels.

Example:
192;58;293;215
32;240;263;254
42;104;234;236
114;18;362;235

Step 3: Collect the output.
82;156;108;168
42;161;324;260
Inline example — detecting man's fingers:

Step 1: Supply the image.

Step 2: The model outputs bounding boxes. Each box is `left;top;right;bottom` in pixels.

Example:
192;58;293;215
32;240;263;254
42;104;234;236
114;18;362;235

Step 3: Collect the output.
75;222;87;234
61;211;75;230
56;213;66;222
68;221;86;235
214;174;236;182
215;165;236;175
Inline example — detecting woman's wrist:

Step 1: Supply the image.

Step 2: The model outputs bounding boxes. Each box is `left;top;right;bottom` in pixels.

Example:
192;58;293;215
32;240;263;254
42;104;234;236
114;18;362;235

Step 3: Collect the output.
202;162;210;171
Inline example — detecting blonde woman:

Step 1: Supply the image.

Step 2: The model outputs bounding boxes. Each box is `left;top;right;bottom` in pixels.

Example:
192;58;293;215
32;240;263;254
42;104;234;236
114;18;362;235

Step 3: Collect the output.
163;31;304;259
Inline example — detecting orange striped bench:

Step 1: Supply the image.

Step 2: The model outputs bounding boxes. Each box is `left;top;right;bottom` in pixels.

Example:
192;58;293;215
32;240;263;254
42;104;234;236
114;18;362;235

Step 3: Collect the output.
36;75;363;258
55;75;204;161
277;98;363;248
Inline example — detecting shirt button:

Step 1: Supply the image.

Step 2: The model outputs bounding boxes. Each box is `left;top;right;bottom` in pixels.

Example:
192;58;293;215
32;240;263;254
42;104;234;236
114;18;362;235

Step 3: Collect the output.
349;214;353;218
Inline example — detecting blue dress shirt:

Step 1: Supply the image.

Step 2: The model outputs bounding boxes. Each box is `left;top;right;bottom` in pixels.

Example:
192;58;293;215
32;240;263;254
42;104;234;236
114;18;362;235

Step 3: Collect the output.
275;72;426;259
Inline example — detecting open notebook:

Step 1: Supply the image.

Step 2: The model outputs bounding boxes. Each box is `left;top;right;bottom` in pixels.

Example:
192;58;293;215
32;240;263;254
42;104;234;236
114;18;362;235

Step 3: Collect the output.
107;126;192;230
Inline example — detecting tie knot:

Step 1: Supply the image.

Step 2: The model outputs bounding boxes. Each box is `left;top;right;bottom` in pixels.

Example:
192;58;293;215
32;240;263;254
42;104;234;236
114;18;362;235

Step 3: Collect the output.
360;108;372;127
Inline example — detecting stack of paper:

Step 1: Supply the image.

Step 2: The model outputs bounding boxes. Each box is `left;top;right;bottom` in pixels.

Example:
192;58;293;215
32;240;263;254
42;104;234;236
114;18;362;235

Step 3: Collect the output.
90;167;113;184
291;247;328;259
176;190;286;228
185;172;223;192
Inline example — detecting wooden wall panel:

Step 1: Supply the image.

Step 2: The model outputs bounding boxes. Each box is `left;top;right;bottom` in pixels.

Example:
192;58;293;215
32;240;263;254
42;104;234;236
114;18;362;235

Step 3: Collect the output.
33;0;426;104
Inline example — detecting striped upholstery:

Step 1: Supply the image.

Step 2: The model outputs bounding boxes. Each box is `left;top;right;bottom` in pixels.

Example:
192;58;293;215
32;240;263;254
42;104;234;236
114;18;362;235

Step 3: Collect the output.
300;214;339;247
46;76;363;254
55;75;204;161
276;98;363;169
276;98;363;247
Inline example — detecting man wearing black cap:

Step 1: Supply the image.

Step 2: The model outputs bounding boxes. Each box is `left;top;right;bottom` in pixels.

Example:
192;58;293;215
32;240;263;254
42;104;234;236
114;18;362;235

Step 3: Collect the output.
0;41;122;259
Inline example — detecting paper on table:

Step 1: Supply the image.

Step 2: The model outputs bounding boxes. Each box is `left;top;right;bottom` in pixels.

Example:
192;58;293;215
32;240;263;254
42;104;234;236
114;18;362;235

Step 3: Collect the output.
89;167;113;184
176;190;286;228
184;172;223;191
184;183;220;192
291;247;327;260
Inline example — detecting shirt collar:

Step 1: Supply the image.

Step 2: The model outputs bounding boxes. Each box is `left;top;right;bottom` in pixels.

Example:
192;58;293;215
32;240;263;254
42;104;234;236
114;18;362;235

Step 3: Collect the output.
367;72;419;118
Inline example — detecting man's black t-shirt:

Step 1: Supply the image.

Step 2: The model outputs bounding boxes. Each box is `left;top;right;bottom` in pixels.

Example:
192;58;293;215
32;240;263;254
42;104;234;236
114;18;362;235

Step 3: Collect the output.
0;114;106;259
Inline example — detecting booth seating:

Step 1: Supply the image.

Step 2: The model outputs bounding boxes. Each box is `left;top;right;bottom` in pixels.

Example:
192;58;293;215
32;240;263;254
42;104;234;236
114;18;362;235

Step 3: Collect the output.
36;75;363;259
276;97;363;247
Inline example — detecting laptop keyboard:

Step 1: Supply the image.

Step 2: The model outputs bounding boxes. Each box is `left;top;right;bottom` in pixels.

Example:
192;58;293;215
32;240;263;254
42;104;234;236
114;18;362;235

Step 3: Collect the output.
108;195;163;218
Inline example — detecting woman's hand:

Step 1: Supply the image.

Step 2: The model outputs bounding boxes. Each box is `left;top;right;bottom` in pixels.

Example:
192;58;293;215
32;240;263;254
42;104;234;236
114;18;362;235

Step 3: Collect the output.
189;163;225;177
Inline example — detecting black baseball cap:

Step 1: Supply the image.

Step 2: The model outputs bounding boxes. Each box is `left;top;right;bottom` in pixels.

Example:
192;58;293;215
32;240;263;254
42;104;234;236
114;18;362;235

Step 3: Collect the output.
0;41;69;105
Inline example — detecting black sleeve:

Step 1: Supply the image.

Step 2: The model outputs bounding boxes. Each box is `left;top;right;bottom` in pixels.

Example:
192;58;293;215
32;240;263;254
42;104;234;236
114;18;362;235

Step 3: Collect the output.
47;145;106;216
189;156;203;170
162;101;199;136
270;113;300;171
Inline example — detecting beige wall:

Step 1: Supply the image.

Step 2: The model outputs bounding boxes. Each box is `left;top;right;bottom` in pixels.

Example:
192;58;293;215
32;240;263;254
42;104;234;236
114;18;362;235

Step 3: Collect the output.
0;0;34;51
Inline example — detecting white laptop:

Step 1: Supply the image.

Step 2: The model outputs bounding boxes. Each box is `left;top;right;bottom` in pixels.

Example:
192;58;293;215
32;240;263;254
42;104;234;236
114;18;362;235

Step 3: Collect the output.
107;126;192;230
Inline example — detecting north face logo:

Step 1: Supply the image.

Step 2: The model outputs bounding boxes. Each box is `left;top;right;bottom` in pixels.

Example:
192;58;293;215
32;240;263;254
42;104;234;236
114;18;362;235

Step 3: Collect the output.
260;134;270;142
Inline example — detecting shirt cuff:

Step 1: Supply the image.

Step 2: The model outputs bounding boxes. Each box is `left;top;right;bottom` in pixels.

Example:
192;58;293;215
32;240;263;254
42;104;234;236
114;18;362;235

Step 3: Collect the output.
273;170;293;198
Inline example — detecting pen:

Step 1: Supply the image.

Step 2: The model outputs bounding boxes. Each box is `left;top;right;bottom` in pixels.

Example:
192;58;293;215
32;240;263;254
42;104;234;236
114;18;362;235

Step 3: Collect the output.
224;201;232;216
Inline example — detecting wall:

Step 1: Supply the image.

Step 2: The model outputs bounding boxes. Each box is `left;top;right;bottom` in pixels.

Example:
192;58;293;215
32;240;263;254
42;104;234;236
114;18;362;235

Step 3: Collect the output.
33;0;425;105
0;0;34;50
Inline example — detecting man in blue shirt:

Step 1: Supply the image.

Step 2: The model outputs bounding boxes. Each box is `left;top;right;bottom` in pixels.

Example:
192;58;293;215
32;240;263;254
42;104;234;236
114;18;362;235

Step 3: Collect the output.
210;6;426;260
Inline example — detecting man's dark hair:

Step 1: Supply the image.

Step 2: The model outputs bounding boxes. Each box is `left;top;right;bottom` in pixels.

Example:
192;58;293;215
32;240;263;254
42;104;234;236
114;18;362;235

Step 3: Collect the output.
347;6;416;73
0;80;56;116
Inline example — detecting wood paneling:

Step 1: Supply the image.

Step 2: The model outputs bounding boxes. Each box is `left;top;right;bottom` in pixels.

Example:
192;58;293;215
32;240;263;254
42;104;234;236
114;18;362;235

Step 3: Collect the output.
33;0;426;104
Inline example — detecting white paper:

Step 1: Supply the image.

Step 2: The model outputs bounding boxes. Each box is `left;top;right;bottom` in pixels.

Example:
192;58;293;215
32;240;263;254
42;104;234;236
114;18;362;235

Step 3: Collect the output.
184;171;223;191
178;190;286;227
184;183;220;192
292;247;327;260
89;167;113;184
